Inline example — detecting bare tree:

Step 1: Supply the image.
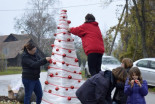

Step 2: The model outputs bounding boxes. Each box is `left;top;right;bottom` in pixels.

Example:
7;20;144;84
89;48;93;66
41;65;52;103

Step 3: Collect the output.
14;0;58;52
109;4;126;55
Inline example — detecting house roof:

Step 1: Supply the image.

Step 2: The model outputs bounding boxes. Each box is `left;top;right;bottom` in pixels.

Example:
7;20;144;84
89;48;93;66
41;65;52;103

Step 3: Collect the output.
0;39;31;59
12;34;30;40
0;35;9;43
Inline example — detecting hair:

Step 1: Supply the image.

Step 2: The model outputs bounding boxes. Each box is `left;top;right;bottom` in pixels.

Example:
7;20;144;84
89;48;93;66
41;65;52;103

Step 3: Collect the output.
112;67;127;83
85;14;95;22
23;42;35;52
128;67;143;84
122;58;133;69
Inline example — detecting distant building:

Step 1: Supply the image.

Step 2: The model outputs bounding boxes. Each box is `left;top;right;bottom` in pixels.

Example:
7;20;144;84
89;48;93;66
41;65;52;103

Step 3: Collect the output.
0;34;45;66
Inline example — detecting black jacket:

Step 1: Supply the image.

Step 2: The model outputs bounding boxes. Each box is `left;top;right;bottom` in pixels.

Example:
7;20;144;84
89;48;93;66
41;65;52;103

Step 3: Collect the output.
113;68;130;104
113;82;127;104
76;70;116;104
21;51;47;80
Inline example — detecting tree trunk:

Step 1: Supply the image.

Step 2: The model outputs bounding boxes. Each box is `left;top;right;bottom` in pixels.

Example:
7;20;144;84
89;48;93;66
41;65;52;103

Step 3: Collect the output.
125;0;129;51
132;0;148;57
109;5;126;55
133;16;138;61
141;0;148;57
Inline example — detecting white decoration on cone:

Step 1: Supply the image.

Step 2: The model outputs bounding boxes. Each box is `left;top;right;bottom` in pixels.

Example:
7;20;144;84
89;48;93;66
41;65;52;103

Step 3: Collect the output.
41;10;83;104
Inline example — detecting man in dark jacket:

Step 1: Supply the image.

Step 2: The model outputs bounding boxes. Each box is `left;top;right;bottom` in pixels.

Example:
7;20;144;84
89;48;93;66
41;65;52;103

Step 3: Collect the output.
76;67;127;104
68;14;104;76
22;42;51;104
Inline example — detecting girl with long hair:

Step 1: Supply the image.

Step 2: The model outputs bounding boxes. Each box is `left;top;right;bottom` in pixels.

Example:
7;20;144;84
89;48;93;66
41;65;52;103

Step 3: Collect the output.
124;67;148;104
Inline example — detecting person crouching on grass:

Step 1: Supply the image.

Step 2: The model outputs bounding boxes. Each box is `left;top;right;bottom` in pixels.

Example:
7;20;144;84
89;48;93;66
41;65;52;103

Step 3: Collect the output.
76;67;128;104
124;67;148;104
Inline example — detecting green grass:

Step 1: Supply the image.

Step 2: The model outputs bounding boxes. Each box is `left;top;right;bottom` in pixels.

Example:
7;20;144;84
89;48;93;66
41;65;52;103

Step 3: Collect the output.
149;87;155;92
81;70;88;80
0;67;46;75
0;67;22;75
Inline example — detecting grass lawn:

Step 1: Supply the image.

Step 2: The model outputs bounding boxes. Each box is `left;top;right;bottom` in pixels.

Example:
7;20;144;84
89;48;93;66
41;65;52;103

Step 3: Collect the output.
0;67;46;75
149;86;155;92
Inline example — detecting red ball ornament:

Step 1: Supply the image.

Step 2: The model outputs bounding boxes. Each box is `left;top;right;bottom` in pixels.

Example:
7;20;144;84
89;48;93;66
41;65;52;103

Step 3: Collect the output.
63;32;66;34
78;80;81;83
49;59;52;63
45;81;49;85
66;63;69;66
62;16;66;18
62;54;66;57
48;90;52;93
55;72;58;75
54;33;57;36
53;62;56;64
51;44;54;47
79;72;82;74
47;66;50;69
49;73;54;77
68;75;72;79
56;49;59;51
55;87;59;91
68;50;72;53
52;52;54;55
70;86;74;89
67;38;71;41
72;39;74;41
62;61;65;64
62;10;67;12
66;88;68;91
73;71;76;73
75;58;78;62
67;20;71;24
57;27;60;29
68;97;71;101
58;40;61;42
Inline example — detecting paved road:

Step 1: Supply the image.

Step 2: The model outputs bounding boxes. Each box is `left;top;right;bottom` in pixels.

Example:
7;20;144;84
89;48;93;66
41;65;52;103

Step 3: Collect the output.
0;72;155;103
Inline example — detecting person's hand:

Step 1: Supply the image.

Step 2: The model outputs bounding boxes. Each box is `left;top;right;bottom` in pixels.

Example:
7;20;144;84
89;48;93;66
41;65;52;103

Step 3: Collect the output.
135;80;142;87
67;28;70;32
130;80;134;88
46;57;51;61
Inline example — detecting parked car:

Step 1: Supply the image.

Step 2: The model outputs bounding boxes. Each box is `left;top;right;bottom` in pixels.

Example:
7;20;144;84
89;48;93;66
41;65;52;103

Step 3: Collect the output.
133;58;155;86
84;56;121;77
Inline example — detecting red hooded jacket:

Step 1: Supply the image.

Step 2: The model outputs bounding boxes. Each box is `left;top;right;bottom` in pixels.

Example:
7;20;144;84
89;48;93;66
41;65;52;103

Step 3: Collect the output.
70;22;104;55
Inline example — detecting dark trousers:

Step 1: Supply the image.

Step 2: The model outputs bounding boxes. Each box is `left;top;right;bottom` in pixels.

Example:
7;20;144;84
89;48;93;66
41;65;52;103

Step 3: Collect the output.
88;53;103;76
22;78;43;104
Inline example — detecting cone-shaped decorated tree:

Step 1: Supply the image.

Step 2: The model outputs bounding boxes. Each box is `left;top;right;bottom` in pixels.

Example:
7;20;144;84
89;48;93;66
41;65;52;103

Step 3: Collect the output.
41;10;82;104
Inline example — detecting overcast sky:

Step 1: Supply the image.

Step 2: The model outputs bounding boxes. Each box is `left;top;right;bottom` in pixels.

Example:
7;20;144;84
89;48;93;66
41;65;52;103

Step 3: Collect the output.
0;0;125;35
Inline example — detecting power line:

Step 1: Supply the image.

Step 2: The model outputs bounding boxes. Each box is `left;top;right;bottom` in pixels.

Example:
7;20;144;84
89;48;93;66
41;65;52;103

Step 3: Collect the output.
0;3;101;12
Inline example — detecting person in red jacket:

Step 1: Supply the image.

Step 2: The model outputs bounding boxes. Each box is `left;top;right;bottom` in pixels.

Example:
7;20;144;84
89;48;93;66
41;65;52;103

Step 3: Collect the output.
68;14;104;76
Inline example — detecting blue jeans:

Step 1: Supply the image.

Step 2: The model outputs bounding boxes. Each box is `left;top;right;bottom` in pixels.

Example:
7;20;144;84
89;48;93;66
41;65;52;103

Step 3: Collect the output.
22;78;43;104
